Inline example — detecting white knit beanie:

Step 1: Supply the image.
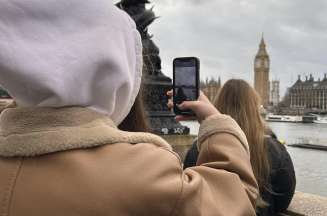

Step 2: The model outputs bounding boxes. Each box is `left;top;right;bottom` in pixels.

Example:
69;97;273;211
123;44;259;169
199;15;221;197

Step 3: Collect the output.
0;0;143;125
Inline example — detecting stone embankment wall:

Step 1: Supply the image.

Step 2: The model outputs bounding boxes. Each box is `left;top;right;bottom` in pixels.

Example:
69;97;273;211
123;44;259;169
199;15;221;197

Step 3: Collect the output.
161;135;196;160
281;192;327;216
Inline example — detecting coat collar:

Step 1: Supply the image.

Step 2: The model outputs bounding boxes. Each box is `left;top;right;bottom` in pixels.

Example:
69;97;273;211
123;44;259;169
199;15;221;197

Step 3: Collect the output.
0;107;172;157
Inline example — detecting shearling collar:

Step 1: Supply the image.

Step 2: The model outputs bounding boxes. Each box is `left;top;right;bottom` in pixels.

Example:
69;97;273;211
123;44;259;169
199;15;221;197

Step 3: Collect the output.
0;107;172;157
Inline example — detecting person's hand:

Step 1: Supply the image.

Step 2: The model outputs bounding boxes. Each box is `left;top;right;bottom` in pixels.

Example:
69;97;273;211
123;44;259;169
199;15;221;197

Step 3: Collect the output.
167;90;220;123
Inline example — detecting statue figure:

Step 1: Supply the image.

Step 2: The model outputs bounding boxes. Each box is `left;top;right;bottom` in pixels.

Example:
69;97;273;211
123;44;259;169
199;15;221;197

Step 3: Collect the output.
116;0;168;78
117;0;189;135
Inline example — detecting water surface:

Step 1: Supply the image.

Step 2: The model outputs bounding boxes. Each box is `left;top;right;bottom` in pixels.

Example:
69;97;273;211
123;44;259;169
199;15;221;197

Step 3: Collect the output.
180;121;327;197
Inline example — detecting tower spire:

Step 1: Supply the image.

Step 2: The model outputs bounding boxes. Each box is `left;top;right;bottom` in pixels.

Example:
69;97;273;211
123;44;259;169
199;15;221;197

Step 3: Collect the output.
260;33;266;48
261;32;264;41
218;76;221;88
257;33;268;57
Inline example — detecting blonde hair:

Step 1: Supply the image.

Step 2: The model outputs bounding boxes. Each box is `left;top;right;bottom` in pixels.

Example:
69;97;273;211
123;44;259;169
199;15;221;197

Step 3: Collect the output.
213;79;270;192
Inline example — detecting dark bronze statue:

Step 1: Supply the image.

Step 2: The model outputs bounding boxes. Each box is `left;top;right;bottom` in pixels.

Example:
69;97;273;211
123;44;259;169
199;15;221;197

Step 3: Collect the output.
117;0;167;78
116;0;189;135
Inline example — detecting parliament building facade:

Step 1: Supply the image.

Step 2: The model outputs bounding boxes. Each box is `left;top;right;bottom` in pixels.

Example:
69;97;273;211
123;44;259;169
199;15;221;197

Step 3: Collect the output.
201;77;222;103
289;74;327;111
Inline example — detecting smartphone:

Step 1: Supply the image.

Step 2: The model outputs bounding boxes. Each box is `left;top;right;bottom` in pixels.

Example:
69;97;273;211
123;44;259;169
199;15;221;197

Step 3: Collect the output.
173;57;200;116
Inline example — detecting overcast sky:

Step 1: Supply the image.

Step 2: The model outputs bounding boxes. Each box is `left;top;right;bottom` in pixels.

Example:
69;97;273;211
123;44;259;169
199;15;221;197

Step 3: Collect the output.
142;0;327;97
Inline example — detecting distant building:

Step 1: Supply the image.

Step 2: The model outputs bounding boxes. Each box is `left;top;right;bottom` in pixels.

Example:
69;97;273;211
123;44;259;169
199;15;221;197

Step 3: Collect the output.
289;74;327;111
254;36;270;107
201;77;221;102
270;80;280;106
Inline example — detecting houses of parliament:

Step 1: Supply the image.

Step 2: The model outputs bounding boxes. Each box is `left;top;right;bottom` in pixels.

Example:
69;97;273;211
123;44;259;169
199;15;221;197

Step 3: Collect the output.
253;36;327;111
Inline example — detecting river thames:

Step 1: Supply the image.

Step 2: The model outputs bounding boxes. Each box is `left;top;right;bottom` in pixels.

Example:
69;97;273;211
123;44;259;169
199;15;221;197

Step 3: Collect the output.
181;121;327;197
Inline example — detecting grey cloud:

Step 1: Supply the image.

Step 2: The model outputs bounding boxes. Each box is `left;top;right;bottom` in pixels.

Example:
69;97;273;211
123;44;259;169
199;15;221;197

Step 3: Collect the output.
147;0;327;96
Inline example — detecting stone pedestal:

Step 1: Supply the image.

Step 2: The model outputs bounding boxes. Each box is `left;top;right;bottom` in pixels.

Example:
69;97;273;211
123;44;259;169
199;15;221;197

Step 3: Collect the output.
143;77;190;135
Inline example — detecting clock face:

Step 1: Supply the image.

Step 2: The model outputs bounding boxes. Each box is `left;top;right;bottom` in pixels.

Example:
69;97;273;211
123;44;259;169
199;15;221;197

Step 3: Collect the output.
255;59;261;68
264;59;269;68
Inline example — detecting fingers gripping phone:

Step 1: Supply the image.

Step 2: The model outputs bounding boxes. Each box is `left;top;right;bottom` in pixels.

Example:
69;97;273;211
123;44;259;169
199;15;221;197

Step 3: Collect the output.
173;57;200;116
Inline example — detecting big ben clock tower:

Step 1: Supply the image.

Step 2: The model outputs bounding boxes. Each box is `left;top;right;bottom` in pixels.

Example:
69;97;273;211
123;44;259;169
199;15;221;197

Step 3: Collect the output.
254;36;270;107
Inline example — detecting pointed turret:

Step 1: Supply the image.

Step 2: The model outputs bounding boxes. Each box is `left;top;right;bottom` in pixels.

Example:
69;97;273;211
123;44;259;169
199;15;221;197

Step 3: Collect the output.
218;76;221;88
260;33;265;46
256;35;269;57
309;74;314;82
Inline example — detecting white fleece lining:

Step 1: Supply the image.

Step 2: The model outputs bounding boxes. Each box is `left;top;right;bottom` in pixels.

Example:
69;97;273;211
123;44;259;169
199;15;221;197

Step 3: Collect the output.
0;107;172;157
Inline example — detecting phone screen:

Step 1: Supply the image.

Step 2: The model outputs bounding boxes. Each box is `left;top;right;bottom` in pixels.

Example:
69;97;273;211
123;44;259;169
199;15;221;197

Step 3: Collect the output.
173;57;199;115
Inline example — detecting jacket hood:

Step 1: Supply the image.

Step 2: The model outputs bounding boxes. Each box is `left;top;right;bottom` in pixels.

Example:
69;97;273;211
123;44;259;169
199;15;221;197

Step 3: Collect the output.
0;0;142;125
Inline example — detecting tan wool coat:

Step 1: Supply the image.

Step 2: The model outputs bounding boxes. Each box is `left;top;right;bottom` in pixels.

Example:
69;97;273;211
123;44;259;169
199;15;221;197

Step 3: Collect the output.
0;107;258;216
